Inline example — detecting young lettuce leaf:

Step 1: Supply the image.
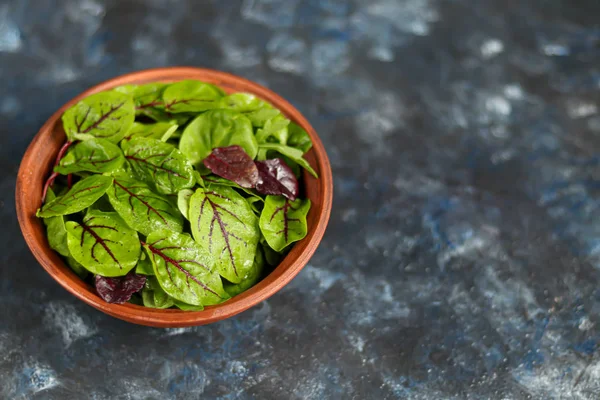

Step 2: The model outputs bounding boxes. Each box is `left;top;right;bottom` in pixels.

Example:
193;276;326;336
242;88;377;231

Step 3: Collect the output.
162;80;225;113
259;196;311;252
255;114;290;144
144;229;229;306
189;186;260;284
287;122;313;153
65;211;141;276
107;178;184;236
37;175;113;217
55;138;124;174
62;91;135;143
177;188;195;220
124;137;195;194
179;110;257;167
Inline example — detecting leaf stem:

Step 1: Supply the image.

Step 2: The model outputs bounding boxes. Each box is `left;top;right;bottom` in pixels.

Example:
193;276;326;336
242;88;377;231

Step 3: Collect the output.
41;140;74;202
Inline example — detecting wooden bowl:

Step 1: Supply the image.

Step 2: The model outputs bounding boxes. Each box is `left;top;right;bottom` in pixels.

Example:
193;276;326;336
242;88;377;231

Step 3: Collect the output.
16;67;333;327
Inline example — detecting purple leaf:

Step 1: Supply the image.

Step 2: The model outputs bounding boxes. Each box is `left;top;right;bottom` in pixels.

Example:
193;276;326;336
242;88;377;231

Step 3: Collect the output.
255;158;299;200
203;145;259;188
95;272;146;304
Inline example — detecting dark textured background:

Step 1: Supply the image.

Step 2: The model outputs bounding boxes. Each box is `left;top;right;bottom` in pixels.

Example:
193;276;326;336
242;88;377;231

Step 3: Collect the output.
2;0;600;398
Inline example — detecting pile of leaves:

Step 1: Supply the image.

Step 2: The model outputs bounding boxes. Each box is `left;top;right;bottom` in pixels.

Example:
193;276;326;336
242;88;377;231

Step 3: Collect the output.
36;80;316;310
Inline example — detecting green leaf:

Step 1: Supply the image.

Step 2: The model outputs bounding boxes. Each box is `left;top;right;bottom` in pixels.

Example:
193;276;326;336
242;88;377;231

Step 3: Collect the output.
124;138;195;194
255;114;290;144
122;122;179;143
135;255;155;275
179;110;257;167
177;188;194;220
107;178;184;236
144;229;229;306
287;122;313;153
259;196;311;252
55;138;124;174
62;91;135;143
132;82;166;111
162;80;225;113
258;143;318;178
261;238;283;266
189;186;260;284
66;256;89;279
65;211;141;276
142;277;175;309
203;175;264;202
42;188;69;257
224;246;264;297
37;175;113;217
114;84;138;96
173;300;204;311
219;93;280;127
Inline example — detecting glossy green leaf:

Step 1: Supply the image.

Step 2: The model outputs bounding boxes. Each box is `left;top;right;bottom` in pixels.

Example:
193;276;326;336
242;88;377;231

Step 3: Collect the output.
173;300;204;311
179;110;257;167
37;175;113;217
65;211;140;276
132;83;166;110
287;122;313;153
135;255;155;275
220;93;280;127
203;174;264;202
124;137;195;194
55;138;124;174
261;238;283;266
66;256;89;279
224;246;264;297
42;189;69;257
162;80;225;113
258;143;318;178
122;122;179;143
107;178;184;236
177;189;194;220
144;229;229;306
259;196;311;252
142;277;175;309
255;114;290;144
189;186;260;284
62;91;135;143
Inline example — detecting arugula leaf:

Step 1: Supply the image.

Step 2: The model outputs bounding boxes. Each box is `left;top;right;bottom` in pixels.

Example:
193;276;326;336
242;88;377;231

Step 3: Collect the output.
144;229;229;306
142;276;175;309
259;196;311;252
122;122;179;143
220;93;280;127
287;122;313;153
177;189;194;220
179;110;257;167
124;137;195;194
65;211;141;276
41;188;70;257
37;175;113;217
55;138;124;174
189;186;260;284
62;91;135;143
107;178;184;236
224;246;264;297
162;80;225;113
258;143;318;178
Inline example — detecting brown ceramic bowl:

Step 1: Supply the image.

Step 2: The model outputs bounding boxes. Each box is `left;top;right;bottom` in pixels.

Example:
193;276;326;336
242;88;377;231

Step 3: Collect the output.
16;67;332;327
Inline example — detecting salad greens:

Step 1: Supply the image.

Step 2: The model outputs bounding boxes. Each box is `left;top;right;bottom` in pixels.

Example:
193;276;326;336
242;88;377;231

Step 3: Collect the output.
37;80;317;308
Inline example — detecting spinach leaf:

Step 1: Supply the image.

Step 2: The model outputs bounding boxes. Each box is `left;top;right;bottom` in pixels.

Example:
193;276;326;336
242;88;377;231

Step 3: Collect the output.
65;211;141;276
203;146;259;188
37;175;113;217
255;114;290;144
259;196;311;252
107;178;184;236
258;143;318;178
55;138;124;174
162;80;225;113
220;93;280;127
41;188;70;257
189;186;260;284
95;271;146;304
287;122;313;153
124;137;195;194
224;246;264;297
173;300;204;311
62;91;135;143
142;276;175;309
177;189;194;220
135;254;155;275
144;229;229;306
179;110;257;167
122;122;179;143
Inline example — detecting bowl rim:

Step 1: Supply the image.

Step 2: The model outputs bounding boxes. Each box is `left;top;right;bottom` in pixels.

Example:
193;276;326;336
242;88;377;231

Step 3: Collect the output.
16;66;333;327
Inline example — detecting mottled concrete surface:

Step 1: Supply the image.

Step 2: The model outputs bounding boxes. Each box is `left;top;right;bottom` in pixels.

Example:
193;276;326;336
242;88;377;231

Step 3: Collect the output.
2;0;600;398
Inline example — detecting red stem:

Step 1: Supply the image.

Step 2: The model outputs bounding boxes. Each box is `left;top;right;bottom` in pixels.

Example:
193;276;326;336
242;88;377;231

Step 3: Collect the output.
41;140;74;202
67;173;73;189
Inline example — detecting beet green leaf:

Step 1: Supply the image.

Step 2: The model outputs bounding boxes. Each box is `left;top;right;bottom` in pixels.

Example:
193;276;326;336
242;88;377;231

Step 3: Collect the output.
37;175;113;217
257;143;318;178
55;138;124;174
224;246;265;297
122;122;179;143
107;178;184;236
162;80;225;113
124;137;195;194
259;196;311;252
179;110;257;167
65;211;141;276
142;276;175;309
144;229;229;306
62;91;135;143
177;189;194;220
189;186;260;284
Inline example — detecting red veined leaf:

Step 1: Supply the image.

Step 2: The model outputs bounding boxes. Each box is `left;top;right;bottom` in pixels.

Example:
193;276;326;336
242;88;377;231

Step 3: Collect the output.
255;158;299;200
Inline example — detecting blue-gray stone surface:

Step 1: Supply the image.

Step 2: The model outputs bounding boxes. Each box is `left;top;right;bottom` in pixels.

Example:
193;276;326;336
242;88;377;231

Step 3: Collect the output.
2;0;600;398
